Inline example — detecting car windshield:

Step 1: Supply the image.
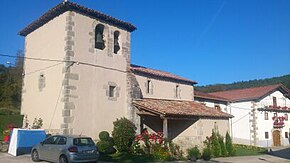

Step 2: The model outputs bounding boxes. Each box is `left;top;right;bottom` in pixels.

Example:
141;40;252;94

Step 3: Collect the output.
73;138;94;146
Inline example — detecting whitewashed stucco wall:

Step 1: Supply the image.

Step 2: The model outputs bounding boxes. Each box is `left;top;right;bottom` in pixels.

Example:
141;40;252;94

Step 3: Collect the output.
21;13;67;131
256;91;290;147
134;74;194;101
228;90;290;147
68;12;131;138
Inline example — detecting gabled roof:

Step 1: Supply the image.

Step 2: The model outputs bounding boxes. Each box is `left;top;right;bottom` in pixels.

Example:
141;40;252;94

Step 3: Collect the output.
133;98;233;119
19;1;136;36
130;64;197;85
194;91;229;103
209;84;290;102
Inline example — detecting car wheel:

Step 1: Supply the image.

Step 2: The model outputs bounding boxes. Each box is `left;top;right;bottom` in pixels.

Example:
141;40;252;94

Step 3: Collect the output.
31;150;40;162
59;155;68;163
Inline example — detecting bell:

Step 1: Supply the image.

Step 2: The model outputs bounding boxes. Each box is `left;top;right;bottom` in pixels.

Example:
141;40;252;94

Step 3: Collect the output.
95;32;104;49
96;32;103;44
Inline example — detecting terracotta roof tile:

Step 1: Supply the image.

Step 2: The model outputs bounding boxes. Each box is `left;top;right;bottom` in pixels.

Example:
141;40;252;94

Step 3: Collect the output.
131;64;197;85
133;98;232;118
19;1;136;36
194;91;229;102
209;84;290;102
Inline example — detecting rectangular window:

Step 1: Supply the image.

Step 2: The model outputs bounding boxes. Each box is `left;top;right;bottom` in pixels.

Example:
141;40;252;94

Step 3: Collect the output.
109;86;116;97
214;105;221;111
285;114;288;121
38;73;46;91
285;132;289;138
273;97;277;107
274;113;277;117
175;85;180;98
264;112;268;120
146;80;152;94
147;80;150;93
265;132;269;139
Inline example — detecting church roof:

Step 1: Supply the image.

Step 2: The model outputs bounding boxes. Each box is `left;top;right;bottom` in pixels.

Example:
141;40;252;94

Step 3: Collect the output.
194;91;229;102
131;64;197;85
19;1;136;36
209;84;290;102
133;98;233;119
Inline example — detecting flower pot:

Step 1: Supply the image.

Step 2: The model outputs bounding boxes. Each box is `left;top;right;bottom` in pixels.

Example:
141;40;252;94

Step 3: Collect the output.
4;135;9;142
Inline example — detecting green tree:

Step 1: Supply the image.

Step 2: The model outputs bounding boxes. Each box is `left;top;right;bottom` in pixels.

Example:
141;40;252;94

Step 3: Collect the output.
112;117;136;153
0;51;24;113
225;132;234;156
218;133;227;156
211;130;221;157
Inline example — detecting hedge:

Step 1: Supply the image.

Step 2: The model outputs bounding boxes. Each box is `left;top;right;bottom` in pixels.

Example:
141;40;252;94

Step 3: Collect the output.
0;115;23;140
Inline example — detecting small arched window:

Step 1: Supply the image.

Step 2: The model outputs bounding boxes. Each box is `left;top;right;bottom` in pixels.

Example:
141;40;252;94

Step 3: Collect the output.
95;24;105;50
114;31;120;54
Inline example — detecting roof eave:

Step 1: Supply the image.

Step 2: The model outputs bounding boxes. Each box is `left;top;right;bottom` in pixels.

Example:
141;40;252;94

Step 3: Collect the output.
19;1;136;37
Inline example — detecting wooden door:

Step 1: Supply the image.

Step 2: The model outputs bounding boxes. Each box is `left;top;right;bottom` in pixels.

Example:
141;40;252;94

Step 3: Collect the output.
272;130;281;146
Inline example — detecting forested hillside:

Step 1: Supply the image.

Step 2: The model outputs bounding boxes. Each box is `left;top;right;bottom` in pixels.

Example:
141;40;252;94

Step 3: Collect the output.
196;74;290;93
0;52;23;114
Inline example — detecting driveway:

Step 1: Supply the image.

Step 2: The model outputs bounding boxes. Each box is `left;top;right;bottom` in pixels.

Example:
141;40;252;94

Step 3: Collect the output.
0;152;289;163
0;153;33;163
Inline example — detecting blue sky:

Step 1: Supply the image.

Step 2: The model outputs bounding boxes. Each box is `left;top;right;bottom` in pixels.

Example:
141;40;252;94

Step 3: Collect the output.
0;0;289;85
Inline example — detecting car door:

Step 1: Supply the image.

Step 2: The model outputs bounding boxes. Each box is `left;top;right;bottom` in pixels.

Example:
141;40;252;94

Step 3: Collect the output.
39;136;58;161
50;136;67;162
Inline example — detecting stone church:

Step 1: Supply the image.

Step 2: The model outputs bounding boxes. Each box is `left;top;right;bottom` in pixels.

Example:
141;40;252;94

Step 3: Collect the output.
20;1;232;149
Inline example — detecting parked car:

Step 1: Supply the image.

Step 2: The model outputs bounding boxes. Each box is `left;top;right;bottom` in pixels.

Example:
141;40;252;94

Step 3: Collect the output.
31;135;99;163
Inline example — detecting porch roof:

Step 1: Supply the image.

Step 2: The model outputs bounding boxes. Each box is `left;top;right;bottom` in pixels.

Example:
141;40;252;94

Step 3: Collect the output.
133;98;233;119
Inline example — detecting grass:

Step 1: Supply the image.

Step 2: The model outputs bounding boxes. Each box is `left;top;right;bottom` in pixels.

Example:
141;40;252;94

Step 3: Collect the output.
99;152;155;163
234;144;267;156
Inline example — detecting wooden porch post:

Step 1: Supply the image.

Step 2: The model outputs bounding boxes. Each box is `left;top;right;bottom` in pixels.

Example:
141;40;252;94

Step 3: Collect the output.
140;116;144;134
162;118;168;138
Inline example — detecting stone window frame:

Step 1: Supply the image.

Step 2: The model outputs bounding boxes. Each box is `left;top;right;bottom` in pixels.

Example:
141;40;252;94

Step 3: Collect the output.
145;79;153;95
104;81;120;101
38;72;46;91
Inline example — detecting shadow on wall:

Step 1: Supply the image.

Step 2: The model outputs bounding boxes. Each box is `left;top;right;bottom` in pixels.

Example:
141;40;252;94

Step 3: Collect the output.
168;119;198;139
142;116;198;139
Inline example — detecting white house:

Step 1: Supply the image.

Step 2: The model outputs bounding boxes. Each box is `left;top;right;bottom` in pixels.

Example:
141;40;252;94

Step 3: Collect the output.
208;84;290;147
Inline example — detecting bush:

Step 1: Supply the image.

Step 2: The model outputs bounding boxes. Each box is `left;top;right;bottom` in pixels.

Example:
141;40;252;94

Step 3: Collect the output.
0;115;23;140
112;117;136;153
218;133;227;156
31;118;43;129
99;131;110;141
225;132;235;156
187;146;201;160
211;130;221;157
97;131;116;154
202;147;211;161
169;141;184;160
133;130;184;161
97;141;116;154
151;143;172;161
